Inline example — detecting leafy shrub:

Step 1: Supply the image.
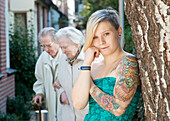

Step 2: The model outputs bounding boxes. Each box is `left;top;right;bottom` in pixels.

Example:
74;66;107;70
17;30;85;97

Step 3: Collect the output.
123;26;137;55
7;96;31;120
9;15;38;99
8;14;38;120
0;111;19;121
132;94;145;121
15;82;33;102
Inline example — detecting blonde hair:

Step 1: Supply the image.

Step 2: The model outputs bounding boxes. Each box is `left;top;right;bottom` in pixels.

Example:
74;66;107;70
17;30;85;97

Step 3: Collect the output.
84;9;120;52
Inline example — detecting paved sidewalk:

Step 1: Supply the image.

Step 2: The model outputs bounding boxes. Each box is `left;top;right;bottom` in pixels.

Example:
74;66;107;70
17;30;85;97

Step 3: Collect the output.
30;111;36;121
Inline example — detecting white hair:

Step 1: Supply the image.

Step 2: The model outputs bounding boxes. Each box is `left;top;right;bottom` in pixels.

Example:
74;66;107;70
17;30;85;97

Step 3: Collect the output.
38;27;57;42
55;27;85;48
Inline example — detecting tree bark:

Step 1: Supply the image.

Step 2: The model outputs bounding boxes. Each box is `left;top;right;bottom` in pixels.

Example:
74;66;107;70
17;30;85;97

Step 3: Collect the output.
124;0;170;121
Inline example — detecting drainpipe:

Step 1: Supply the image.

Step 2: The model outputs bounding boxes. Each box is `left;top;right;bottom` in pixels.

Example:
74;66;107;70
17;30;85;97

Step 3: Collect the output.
5;0;10;68
48;6;52;27
119;0;124;48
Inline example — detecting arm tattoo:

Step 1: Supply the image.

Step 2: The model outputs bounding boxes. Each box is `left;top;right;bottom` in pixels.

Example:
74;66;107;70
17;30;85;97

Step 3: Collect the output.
90;55;139;114
115;56;139;102
91;86;120;111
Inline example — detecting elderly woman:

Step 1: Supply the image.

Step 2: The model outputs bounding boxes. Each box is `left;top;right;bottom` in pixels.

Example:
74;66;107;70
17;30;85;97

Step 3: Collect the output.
53;27;89;121
72;9;142;121
33;27;62;121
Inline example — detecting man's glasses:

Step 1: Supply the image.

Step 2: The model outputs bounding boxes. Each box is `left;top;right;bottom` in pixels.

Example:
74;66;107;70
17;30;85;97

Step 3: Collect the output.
41;41;54;48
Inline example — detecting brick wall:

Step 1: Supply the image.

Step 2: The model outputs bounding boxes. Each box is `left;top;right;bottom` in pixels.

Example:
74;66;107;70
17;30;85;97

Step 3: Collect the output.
0;75;15;112
0;0;15;113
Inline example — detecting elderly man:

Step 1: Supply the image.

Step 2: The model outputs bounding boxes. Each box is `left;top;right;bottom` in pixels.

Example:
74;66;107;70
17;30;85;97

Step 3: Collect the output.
32;27;62;121
53;27;89;121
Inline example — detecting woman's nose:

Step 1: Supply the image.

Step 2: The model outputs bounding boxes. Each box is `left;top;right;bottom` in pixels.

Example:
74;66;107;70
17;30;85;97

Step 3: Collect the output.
99;37;105;45
43;47;49;51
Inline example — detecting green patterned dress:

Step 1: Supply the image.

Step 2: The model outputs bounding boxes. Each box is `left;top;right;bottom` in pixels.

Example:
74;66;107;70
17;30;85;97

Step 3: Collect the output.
84;77;141;121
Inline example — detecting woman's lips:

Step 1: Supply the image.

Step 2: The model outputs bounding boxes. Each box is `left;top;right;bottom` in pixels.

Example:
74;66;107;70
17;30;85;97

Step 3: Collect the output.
100;46;109;49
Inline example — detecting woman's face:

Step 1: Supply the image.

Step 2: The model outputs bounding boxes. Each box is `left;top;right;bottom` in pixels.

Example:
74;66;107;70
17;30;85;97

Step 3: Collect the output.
40;35;59;58
92;21;122;56
58;36;79;60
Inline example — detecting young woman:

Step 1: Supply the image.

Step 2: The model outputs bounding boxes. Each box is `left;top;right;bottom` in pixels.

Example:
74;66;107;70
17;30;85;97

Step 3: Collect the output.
72;9;141;121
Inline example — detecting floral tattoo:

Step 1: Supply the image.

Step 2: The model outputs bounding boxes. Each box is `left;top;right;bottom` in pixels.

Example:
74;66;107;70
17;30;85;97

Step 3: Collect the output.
91;87;120;111
115;56;139;101
90;55;139;113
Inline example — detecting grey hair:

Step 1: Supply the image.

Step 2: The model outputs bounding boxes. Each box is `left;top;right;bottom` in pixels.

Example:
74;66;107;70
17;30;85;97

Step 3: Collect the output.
38;27;57;42
55;27;85;48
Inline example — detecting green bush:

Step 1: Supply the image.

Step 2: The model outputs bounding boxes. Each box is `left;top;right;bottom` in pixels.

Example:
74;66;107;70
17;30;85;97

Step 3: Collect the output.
59;15;69;28
132;94;145;121
76;0;119;30
7;96;31;120
123;26;137;55
0;111;19;121
9;15;38;98
9;14;38;120
15;82;33;102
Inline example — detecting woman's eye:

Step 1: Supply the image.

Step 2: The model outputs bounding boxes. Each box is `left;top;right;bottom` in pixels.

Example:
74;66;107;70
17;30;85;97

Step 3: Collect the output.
93;36;98;39
61;47;66;49
104;33;109;36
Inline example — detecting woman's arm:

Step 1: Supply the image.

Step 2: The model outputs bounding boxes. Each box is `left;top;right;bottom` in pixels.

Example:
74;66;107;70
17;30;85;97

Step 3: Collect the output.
72;68;92;110
72;47;100;110
90;55;140;116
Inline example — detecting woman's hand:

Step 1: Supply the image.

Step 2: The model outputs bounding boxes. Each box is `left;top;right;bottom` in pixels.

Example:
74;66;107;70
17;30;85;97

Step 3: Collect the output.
53;80;62;89
32;94;44;106
83;47;100;65
60;91;70;105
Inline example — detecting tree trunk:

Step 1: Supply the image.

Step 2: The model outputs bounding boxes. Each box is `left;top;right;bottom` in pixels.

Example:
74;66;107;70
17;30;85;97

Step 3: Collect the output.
124;0;170;121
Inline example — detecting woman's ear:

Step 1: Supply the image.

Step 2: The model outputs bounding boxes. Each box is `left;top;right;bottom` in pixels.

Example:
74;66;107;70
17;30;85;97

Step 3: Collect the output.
118;27;122;36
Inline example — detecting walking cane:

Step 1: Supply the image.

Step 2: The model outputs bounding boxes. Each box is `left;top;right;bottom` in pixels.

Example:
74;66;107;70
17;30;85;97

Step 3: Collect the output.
38;105;41;121
32;97;42;121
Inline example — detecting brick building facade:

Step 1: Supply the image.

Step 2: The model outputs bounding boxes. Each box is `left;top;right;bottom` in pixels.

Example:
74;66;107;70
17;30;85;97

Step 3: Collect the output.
0;0;15;113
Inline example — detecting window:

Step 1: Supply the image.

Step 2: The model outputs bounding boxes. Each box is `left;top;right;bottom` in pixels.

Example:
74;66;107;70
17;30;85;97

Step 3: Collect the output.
14;13;27;29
